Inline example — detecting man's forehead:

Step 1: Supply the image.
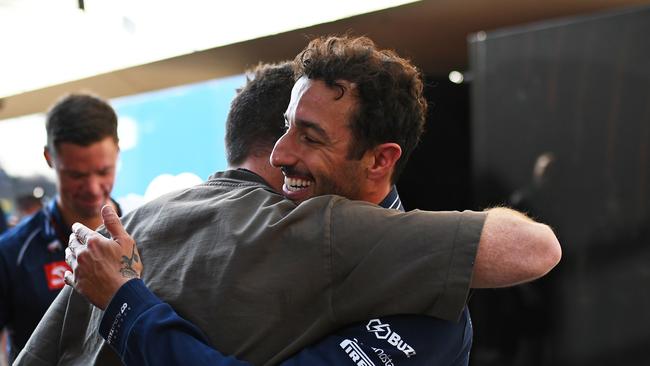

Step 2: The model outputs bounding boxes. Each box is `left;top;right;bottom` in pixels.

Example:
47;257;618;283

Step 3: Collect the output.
53;139;118;163
290;76;357;99
286;77;317;116
286;77;357;121
289;76;312;104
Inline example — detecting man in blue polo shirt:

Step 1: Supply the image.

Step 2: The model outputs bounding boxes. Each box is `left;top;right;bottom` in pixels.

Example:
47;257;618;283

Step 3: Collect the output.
0;94;121;362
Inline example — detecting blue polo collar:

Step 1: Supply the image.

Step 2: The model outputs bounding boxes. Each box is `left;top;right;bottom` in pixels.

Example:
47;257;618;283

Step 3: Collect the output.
379;185;404;212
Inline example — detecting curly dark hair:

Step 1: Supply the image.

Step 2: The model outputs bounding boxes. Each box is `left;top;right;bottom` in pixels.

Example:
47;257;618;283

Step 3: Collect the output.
226;61;294;166
46;94;119;153
293;35;427;183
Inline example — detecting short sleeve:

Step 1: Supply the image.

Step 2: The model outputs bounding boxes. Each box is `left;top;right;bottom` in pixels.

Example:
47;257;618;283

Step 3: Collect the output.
327;198;486;322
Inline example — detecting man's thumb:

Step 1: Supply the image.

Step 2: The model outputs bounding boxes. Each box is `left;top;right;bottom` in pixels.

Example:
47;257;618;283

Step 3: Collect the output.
101;205;127;243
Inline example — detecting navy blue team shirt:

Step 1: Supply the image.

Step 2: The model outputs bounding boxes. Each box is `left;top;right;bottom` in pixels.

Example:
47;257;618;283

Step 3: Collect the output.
99;186;473;365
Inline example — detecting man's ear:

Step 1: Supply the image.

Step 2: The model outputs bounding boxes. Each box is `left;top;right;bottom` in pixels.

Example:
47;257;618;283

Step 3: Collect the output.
44;146;54;168
366;143;402;181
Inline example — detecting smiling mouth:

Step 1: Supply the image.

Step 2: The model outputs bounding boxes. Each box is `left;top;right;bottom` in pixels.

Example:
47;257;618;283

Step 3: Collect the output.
284;177;312;192
78;198;102;205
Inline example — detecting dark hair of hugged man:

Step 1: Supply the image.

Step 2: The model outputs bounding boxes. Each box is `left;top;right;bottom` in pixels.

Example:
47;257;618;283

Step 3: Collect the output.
226;62;294;166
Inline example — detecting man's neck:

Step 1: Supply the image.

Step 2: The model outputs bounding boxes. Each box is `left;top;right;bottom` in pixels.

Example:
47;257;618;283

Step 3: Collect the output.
233;157;283;192
233;161;262;176
360;182;392;205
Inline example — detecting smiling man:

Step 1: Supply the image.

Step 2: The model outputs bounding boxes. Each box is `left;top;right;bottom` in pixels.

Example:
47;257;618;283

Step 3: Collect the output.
273;78;398;203
275;79;369;203
267;36;477;365
0;94;121;362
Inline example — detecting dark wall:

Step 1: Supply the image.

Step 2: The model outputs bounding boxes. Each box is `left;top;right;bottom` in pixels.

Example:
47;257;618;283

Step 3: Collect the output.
469;5;650;366
398;77;471;212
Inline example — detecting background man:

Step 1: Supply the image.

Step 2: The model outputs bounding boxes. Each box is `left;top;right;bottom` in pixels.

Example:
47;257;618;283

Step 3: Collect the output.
0;94;121;362
19;37;560;366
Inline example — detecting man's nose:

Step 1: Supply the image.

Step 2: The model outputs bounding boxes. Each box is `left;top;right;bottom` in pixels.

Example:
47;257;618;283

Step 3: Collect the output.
85;175;104;196
270;132;296;168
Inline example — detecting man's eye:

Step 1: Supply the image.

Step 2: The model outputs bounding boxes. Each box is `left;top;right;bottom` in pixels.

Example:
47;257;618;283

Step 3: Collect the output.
98;168;113;176
301;134;319;144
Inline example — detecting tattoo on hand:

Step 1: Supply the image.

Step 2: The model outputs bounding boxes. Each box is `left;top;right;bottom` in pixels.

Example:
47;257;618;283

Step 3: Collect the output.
120;245;140;279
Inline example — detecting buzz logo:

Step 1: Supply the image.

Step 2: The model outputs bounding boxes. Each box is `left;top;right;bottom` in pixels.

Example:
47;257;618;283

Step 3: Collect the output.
366;319;417;358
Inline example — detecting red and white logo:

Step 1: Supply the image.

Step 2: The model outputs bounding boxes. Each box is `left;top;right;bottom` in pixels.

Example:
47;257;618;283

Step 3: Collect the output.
44;261;71;290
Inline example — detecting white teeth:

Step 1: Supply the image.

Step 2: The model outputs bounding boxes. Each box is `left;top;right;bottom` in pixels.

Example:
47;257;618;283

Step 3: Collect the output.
285;177;312;192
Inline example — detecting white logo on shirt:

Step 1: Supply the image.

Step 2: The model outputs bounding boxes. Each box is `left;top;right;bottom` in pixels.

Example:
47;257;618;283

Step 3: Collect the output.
371;347;395;366
340;338;376;366
107;303;131;345
366;319;417;358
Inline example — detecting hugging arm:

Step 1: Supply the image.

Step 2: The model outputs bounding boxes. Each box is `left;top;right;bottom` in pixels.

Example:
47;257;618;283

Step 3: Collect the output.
470;207;561;288
99;279;249;366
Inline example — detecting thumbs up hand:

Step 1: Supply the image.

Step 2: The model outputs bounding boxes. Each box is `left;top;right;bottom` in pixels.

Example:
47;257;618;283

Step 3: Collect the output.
65;205;142;310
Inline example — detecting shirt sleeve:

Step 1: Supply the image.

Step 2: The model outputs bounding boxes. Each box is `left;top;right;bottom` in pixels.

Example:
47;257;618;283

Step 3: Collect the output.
99;279;251;366
327;199;486;322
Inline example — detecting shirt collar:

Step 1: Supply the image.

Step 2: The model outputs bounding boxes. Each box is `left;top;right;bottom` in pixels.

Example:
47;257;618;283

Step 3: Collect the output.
379;185;405;212
42;198;71;247
208;169;273;188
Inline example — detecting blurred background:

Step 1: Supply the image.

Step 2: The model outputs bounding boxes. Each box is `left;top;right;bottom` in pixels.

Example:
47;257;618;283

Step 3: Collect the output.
1;0;649;365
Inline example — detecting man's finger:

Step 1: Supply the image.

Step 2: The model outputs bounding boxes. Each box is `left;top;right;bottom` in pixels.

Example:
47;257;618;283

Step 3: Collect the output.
101;205;129;245
68;233;82;249
64;270;75;287
65;247;77;270
68;233;76;247
72;222;94;245
67;235;83;257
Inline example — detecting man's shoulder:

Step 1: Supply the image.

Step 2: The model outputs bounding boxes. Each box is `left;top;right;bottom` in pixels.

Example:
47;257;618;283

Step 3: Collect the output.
131;170;275;211
116;178;287;238
299;195;370;209
130;177;278;211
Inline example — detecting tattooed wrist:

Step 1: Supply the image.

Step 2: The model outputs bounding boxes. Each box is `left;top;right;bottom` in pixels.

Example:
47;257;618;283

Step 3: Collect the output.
120;267;139;278
119;244;141;279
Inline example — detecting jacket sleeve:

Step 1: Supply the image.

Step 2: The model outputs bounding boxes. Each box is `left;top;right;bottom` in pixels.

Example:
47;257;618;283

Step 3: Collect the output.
99;279;250;366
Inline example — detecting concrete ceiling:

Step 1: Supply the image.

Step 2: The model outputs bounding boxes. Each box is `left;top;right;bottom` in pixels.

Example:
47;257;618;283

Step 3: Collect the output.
1;0;648;120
